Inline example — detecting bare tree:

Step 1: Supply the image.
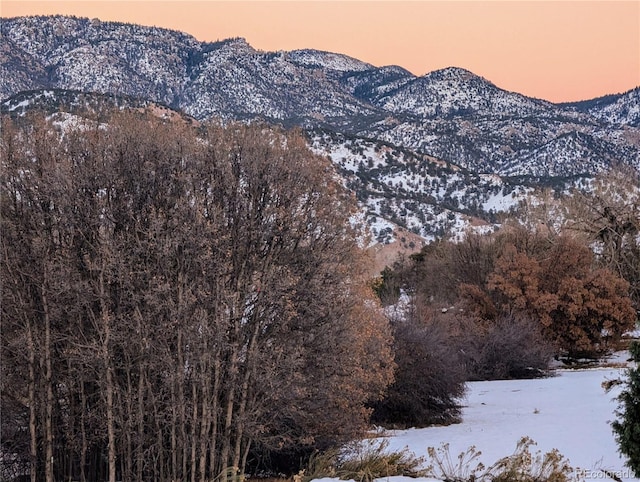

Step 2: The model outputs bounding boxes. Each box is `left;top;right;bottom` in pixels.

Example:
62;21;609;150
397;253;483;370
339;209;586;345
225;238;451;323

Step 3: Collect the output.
565;168;640;302
1;112;393;481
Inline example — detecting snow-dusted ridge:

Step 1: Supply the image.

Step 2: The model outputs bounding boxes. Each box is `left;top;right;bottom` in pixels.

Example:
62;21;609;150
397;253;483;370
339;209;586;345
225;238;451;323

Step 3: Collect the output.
288;49;374;72
2;15;640;245
2;14;639;179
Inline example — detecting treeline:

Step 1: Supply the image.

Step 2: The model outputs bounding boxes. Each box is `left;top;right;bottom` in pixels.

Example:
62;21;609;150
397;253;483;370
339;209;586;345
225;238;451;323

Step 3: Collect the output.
0;113;394;482
372;196;639;425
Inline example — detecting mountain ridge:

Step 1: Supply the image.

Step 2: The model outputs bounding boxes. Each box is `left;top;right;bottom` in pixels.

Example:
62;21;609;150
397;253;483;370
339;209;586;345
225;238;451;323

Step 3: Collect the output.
2;14;640;245
2;15;638;177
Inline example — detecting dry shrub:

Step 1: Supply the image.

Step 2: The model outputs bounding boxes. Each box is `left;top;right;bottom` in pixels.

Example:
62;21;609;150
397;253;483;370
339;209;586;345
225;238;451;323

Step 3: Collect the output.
426;437;576;482
302;439;426;482
371;308;467;428
457;313;553;381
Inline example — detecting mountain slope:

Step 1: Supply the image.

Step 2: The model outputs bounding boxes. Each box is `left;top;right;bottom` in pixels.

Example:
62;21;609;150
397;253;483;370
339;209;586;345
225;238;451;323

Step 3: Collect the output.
1;14;639;180
369;67;552;118
562;88;640;127
0;32;48;98
181;39;382;123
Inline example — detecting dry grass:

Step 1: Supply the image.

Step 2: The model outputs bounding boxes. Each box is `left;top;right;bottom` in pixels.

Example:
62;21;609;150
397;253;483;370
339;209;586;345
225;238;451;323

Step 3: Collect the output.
302;439;426;482
426;437;576;482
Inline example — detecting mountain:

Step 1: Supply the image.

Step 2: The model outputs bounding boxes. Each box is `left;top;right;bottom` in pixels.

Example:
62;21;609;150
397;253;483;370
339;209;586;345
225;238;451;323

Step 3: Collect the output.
0;16;381;125
0;88;195;126
2;14;640;247
308;130;532;242
357;66;553;117
561;88;640;127
2;15;639;179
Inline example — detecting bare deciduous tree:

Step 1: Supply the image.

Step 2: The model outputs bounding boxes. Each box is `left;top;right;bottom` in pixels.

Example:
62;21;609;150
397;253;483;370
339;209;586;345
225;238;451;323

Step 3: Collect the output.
1;112;393;481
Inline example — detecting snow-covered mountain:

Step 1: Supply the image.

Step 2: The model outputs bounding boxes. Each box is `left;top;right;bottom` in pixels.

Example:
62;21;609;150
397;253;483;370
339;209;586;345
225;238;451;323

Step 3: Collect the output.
2;15;639;179
561;88;640;127
2;15;640;246
363;66;552;118
308;130;533;243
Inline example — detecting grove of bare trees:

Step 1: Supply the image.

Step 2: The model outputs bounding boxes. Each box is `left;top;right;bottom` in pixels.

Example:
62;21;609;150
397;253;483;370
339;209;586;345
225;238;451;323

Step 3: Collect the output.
378;225;636;373
0;112;394;482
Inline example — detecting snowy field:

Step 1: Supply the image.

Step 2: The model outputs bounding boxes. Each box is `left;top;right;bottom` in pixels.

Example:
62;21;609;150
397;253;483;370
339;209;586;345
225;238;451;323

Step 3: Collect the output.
317;356;640;482
376;360;640;482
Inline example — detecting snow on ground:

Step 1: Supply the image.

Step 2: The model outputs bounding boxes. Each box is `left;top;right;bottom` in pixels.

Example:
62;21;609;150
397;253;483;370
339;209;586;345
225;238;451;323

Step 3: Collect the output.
481;191;522;212
376;365;638;481
314;361;639;482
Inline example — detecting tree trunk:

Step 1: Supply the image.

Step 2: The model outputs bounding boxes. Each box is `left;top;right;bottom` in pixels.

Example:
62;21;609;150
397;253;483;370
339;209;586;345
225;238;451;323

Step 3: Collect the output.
42;270;54;482
232;319;262;476
136;365;145;482
80;381;87;482
178;331;188;481
220;348;238;482
198;335;212;482
209;357;221;479
100;269;117;482
199;388;210;482
106;356;116;482
123;365;133;482
191;382;198;482
171;375;178;482
26;317;37;482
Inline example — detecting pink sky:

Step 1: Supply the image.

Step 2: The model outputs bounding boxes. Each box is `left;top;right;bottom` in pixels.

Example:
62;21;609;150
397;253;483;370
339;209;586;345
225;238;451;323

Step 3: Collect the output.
2;1;639;102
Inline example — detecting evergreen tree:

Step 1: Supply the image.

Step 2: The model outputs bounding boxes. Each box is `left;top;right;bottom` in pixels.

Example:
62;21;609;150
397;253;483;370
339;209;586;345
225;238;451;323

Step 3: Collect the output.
612;341;640;477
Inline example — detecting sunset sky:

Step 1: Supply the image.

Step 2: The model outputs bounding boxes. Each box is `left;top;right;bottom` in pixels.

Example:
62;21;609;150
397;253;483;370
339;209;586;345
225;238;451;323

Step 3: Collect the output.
2;1;639;103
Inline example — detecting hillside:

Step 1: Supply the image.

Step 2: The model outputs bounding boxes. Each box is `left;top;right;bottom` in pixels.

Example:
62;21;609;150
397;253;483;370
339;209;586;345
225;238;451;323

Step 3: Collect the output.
2;15;639;179
2;14;640;249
